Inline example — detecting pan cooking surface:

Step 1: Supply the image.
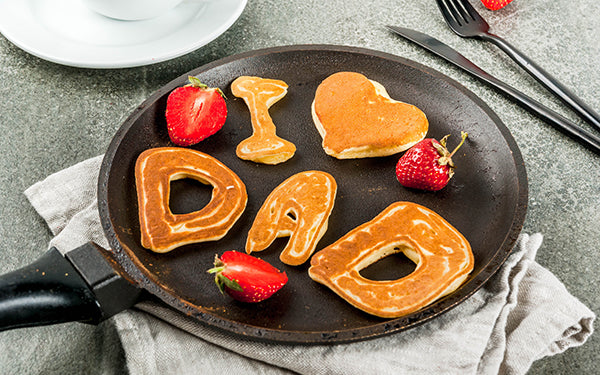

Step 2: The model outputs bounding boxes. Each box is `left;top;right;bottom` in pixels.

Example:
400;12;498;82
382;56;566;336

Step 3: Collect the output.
98;45;527;343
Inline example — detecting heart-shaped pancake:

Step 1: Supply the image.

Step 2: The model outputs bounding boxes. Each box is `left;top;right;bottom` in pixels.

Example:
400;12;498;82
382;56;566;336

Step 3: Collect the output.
311;72;428;159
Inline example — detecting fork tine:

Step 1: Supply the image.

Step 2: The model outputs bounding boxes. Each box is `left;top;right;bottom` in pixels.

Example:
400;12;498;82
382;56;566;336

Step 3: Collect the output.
457;0;488;25
436;0;463;27
447;0;472;24
437;0;490;36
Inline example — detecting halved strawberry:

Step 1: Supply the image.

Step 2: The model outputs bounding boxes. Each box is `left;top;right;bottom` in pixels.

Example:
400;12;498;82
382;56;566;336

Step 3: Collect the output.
165;76;227;146
207;251;288;303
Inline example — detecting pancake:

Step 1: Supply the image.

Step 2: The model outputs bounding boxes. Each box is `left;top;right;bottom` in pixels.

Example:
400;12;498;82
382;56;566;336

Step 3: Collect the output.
308;201;473;318
246;171;337;266
231;76;296;164
312;71;429;159
135;147;247;253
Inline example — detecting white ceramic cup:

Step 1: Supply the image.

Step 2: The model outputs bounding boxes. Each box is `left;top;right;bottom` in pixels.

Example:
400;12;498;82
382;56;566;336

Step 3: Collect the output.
82;0;185;21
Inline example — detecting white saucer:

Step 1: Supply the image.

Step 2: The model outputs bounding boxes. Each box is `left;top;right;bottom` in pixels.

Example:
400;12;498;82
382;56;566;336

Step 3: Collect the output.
0;0;247;68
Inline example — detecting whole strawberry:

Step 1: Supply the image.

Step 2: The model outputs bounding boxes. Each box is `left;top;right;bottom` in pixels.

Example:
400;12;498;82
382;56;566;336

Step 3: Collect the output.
165;76;227;146
208;251;288;303
480;0;513;11
395;132;468;191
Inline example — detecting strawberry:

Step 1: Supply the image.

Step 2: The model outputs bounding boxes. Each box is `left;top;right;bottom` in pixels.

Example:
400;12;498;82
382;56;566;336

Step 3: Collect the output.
480;0;514;11
207;251;288;303
395;132;468;191
165;76;227;146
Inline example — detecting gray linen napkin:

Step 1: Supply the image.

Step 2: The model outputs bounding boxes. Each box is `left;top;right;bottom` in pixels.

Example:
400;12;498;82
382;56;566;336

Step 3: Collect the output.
25;155;595;375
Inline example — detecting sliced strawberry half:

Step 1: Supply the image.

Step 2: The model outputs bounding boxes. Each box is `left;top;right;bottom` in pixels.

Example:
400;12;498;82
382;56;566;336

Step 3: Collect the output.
207;251;288;303
165;76;227;146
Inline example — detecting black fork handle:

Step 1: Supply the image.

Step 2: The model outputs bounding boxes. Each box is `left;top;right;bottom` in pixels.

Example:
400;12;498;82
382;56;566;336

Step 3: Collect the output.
481;33;600;131
471;61;600;154
386;26;600;154
441;39;600;154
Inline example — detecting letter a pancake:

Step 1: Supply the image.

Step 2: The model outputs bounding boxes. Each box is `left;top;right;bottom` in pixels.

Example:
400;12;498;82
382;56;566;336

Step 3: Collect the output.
308;201;473;318
312;71;428;159
135;147;247;253
246;171;337;266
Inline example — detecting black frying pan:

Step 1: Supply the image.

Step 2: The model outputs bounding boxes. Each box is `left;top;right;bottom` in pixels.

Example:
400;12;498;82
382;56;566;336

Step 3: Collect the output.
0;45;527;343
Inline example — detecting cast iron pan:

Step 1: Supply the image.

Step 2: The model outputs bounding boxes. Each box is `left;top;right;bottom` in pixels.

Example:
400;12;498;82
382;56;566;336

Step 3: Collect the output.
96;45;527;343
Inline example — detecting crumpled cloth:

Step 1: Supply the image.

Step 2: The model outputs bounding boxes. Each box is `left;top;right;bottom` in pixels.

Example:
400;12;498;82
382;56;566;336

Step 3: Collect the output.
25;155;595;375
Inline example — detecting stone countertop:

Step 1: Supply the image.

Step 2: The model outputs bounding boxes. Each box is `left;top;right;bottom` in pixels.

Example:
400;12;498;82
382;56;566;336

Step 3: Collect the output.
0;0;598;373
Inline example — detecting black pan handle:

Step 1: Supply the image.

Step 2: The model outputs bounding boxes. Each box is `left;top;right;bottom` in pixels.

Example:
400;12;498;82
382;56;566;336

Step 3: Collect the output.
0;247;101;330
0;243;141;331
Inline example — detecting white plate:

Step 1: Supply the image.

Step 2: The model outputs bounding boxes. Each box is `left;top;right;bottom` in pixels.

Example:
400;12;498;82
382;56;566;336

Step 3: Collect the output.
0;0;247;68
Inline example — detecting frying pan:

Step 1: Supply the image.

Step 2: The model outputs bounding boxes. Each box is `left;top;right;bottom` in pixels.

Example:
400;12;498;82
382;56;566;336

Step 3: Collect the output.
0;45;528;343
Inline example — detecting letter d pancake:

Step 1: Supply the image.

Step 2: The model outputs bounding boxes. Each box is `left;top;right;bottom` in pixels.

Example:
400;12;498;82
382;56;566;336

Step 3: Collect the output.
308;201;473;318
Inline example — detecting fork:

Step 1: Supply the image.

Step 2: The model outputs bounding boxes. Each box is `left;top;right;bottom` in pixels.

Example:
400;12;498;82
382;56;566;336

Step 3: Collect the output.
436;0;600;132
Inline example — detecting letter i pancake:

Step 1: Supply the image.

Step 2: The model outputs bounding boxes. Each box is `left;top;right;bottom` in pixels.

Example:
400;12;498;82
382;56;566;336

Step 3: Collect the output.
231;76;296;165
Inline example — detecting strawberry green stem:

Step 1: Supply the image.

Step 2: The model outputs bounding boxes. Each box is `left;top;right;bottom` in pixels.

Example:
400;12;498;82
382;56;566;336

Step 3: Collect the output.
207;266;225;274
439;134;451;148
186;75;227;99
216;274;243;292
448;131;468;158
187;75;208;89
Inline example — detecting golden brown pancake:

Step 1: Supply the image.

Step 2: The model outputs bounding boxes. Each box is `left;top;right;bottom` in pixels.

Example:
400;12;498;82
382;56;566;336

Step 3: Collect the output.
246;171;337;266
308;201;473;318
135;147;247;253
231;76;296;164
312;71;429;159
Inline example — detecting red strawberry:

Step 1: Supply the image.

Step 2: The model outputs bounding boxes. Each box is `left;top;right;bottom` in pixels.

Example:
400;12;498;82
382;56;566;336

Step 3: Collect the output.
480;0;513;11
165;76;227;146
207;251;288;303
395;132;468;191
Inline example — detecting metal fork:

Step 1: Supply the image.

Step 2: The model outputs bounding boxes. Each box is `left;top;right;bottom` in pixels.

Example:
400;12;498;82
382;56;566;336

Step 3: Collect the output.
436;0;600;132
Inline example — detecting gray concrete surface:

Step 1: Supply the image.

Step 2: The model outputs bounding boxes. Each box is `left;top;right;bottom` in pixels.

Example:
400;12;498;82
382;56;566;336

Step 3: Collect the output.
0;0;598;373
